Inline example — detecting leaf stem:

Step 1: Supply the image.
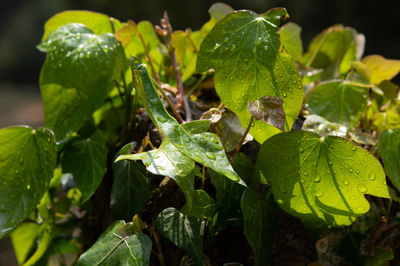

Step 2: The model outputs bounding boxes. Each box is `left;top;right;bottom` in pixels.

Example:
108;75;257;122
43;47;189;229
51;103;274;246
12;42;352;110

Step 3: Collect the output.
150;220;166;266
230;117;254;162
153;79;185;124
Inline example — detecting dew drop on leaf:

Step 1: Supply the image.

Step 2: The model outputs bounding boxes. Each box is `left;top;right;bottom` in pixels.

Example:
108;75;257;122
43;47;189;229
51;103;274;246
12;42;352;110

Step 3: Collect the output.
368;172;376;180
313;176;321;182
344;179;349;185
206;153;216;160
358;186;367;193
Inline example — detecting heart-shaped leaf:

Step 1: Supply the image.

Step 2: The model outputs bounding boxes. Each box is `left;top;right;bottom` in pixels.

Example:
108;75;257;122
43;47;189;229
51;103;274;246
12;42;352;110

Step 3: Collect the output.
77;220;151;265
307;80;368;127
132;63;242;184
156;208;205;265
256;130;389;227
0;127;56;238
197;8;303;142
38;23;125;139
61;130;107;202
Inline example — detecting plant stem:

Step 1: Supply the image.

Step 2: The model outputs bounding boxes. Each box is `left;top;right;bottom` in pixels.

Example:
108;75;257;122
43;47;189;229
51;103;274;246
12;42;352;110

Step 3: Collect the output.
153;79;185;124
230;117;254;162
150;220;166;266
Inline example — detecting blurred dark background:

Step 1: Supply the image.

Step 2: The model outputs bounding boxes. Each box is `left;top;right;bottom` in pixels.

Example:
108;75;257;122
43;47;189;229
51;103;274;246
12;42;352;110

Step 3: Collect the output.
0;0;399;265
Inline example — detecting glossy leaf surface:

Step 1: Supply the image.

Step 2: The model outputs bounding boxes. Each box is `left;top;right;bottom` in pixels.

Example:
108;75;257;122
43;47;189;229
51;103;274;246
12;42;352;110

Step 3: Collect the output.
42;10;121;41
379;129;400;190
0;127;56;238
38;23;124;139
256;131;389;227
133;63;241;183
241;185;278;265
61;131;107;202
307;80;368;127
197;8;303;143
77;220;151;265
111;143;149;221
156;207;205;265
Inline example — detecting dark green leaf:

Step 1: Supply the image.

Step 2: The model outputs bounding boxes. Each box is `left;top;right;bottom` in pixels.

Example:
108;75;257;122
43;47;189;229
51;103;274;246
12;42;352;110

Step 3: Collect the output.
42;10;121;41
279;22;303;61
197;8;303;142
379;129;400;190
38;23;125;139
248;96;285;132
256;131;389;227
241;184;278;265
156;208;205;266
0;126;56;238
307;80;368;127
111;143;150;221
77;220;151;266
61;130;107;202
132;63;242;184
181;190;217;220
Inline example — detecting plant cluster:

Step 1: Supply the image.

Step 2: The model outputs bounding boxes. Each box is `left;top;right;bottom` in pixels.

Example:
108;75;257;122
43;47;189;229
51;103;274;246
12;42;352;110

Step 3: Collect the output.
1;3;400;265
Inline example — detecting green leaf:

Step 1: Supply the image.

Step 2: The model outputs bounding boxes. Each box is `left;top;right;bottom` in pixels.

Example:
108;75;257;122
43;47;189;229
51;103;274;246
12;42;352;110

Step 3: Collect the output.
279;22;303;61
38;23;125;139
111;143;150;221
61;130;107;202
302;114;347;137
196;8;303;143
132;63;242;184
304;25;364;79
256;130;389;227
77;220;151;266
307;80;368;127
379;129;400;190
117;121;210;208
22;224;53;266
370;107;400;133
11;223;42;264
181;190;217;220
0;126;56;238
209;153;252;227
156;207;205;265
42;10;121;41
241;184;278;265
248;96;286;132
362;55;400;85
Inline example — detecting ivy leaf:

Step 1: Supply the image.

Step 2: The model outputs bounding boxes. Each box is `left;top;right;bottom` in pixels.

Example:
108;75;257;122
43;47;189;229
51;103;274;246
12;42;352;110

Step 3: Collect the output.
197;8;303;143
111;143;149;221
256;131;389;227
41;10;121;41
241;184;278;265
156;207;205;265
61;130;107;202
38;23;125;139
0;126;56;238
248;96;285;132
279;22;303;61
379;129;400;191
307;80;368;127
132;63;242;184
77;220;151;266
362;55;400;85
181;190;217;220
303;25;365;79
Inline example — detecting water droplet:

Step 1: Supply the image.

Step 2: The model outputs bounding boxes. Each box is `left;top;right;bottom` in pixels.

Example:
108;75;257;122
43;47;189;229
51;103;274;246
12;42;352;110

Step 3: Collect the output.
368;172;376;180
279;185;287;194
356;170;360;174
358;186;367;193
214;43;220;49
158;116;167;122
27;185;30;190
206;153;216;160
282;93;287;97
357;207;364;212
349;169;353;173
352;146;357;151
300;178;305;183
382;181;386;185
277;199;283;204
314;176;321;182
304;171;308;176
263;45;268;51
328;161;333;166
316;191;323;197
344;179;349;185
